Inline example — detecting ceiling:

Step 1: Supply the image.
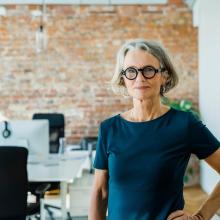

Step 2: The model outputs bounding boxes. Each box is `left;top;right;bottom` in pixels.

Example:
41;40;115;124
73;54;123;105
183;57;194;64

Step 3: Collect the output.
0;0;168;5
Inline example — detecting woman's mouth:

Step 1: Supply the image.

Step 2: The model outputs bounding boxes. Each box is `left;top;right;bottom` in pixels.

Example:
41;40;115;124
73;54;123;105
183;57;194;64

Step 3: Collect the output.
134;86;150;90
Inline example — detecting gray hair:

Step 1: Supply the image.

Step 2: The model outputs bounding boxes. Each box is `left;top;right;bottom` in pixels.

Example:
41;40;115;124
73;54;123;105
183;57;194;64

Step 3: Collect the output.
111;39;179;97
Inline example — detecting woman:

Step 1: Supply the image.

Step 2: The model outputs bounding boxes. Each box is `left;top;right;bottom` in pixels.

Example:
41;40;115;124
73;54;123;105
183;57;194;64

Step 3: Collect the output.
88;39;220;220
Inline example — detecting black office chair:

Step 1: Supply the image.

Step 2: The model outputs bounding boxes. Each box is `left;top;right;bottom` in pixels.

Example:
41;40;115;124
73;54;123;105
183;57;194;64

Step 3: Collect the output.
0;146;49;220
0;146;28;220
27;182;51;220
32;113;65;219
32;113;65;154
32;113;65;191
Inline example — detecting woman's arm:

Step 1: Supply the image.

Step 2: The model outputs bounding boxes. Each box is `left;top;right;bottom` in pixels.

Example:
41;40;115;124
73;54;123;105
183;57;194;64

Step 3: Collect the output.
193;148;220;220
88;169;108;220
167;148;220;220
194;181;220;220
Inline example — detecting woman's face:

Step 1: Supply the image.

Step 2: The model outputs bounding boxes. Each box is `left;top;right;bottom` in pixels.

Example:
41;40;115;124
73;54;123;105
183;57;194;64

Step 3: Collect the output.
122;49;166;100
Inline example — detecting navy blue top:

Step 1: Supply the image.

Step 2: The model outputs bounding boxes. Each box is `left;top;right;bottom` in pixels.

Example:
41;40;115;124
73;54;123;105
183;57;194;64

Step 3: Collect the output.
93;107;220;220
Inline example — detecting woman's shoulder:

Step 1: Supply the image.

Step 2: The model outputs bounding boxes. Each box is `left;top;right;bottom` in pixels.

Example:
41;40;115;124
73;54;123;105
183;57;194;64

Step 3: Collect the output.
170;108;200;126
99;108;195;129
171;108;197;117
100;113;120;128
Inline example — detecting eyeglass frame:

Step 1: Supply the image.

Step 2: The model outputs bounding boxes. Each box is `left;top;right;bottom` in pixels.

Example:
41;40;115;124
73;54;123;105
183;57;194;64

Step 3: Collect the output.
121;65;166;80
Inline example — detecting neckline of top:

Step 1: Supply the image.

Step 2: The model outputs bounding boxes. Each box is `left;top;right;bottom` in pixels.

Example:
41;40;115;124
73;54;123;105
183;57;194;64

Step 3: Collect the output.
117;107;174;125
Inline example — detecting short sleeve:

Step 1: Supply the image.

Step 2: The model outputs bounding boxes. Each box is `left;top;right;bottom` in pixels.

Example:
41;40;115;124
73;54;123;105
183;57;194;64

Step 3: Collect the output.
93;122;108;170
188;112;220;159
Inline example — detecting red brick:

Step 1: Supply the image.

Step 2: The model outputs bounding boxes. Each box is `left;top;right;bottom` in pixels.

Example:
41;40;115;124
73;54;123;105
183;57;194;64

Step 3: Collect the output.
0;0;198;144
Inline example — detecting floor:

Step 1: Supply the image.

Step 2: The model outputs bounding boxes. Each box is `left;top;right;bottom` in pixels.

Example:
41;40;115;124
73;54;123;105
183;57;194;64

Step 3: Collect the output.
40;171;220;220
184;185;220;219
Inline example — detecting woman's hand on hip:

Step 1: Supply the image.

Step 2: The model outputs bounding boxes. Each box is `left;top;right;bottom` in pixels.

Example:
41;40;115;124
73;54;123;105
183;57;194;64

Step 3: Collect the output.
167;210;203;220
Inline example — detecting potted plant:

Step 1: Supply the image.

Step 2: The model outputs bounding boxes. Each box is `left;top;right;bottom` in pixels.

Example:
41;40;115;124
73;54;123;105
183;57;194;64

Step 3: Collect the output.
162;97;200;187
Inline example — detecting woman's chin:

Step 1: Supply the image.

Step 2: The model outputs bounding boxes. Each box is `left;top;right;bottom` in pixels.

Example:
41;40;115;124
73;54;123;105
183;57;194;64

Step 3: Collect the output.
132;93;154;100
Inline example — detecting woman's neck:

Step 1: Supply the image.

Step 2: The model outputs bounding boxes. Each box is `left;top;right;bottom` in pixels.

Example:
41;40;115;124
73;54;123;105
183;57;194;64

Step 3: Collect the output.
130;97;168;122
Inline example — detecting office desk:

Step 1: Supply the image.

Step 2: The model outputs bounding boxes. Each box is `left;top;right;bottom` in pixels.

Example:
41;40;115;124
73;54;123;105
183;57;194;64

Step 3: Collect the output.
28;151;90;219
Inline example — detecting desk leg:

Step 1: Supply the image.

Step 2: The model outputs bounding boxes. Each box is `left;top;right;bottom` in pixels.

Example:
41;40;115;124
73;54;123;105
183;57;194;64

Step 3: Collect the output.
61;182;68;219
40;198;45;220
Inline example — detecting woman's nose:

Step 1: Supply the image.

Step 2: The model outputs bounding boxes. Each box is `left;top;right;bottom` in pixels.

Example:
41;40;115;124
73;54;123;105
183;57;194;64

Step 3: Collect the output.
135;71;146;82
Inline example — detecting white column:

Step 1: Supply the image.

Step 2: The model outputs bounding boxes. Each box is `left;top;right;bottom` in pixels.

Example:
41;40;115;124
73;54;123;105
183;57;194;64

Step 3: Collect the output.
198;0;220;193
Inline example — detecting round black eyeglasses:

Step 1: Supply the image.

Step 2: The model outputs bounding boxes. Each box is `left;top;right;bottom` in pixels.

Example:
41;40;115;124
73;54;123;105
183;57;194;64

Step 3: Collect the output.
121;66;166;80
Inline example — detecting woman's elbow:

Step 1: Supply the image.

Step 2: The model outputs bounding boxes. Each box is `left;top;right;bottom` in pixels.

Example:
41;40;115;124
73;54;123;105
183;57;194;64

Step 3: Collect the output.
101;187;108;202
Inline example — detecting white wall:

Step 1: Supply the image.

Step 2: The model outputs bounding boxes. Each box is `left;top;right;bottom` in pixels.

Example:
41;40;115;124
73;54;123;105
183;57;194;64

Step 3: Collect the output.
198;0;220;193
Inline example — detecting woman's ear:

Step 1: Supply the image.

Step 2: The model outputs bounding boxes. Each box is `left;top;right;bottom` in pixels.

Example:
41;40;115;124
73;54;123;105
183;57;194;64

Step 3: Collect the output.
163;70;169;78
162;70;169;84
120;76;125;85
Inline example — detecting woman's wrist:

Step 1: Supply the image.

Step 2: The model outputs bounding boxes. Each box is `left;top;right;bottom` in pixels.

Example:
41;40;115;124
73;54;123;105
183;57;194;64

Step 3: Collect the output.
193;212;204;220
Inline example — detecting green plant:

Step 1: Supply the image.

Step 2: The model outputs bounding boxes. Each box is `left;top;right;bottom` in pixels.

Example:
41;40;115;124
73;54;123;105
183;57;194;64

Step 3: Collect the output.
161;97;200;119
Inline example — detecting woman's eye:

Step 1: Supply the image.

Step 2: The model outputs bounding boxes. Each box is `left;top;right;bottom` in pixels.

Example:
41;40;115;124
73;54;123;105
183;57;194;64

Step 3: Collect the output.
127;68;136;73
145;67;153;71
144;68;154;73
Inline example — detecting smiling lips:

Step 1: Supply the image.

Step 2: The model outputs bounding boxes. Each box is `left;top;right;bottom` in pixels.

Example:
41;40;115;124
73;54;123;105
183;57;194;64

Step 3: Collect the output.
134;86;151;89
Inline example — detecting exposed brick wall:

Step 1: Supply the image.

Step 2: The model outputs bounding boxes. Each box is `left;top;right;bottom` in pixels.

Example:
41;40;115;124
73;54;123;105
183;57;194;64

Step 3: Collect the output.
0;0;198;143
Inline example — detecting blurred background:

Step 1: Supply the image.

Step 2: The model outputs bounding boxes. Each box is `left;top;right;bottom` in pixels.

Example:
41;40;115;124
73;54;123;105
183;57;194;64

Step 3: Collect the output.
0;0;219;219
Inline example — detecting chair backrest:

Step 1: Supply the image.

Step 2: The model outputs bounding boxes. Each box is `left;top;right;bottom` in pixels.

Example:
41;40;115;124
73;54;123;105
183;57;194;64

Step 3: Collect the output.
80;136;97;150
32;113;65;153
0;146;28;218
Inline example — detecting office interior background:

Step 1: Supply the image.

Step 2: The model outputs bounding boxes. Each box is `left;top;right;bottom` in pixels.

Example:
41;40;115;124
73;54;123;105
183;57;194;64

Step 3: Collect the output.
0;0;220;219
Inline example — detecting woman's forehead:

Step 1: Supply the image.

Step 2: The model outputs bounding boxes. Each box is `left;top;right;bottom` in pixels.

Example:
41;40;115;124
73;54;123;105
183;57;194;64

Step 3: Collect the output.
123;49;160;68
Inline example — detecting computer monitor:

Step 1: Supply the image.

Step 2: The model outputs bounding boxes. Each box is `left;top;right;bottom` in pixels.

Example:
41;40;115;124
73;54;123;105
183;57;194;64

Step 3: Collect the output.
0;120;49;162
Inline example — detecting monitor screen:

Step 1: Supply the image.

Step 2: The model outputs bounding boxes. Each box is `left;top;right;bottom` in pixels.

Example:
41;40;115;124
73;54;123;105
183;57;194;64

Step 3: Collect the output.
0;120;49;161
